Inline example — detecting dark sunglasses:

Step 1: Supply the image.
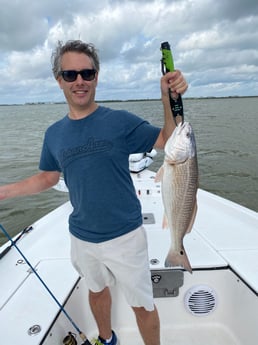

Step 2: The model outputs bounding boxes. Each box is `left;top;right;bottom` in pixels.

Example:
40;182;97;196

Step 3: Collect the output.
59;69;97;82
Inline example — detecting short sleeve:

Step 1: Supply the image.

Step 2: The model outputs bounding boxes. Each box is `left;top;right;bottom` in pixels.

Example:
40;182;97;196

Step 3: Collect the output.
125;115;161;154
39;133;61;172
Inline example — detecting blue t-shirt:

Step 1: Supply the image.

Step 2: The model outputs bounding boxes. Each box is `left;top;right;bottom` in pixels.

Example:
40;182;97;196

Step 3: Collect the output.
39;106;160;242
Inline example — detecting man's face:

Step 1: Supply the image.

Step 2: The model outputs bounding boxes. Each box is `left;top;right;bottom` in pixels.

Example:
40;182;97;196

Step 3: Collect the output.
57;51;98;117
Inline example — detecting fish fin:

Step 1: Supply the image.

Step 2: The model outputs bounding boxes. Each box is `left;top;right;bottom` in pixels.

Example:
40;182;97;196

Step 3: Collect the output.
165;247;192;274
155;166;164;182
186;199;198;234
162;213;169;229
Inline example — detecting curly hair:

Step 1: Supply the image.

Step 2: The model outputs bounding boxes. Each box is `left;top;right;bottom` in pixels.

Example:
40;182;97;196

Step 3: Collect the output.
51;40;100;79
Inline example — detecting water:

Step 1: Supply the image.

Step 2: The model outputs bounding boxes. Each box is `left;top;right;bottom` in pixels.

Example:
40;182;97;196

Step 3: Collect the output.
0;98;257;245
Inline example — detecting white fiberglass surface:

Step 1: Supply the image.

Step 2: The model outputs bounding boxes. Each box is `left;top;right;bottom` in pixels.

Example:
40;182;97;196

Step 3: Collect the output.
117;325;240;345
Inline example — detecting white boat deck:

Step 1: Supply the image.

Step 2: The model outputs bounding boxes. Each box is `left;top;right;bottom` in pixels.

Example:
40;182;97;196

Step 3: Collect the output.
133;170;258;293
195;189;258;292
0;169;258;344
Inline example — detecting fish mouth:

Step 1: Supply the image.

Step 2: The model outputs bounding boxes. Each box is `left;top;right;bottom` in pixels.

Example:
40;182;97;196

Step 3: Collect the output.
177;121;187;133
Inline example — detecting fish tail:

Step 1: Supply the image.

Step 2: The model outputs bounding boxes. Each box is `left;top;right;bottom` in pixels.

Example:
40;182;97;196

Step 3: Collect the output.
165;247;192;274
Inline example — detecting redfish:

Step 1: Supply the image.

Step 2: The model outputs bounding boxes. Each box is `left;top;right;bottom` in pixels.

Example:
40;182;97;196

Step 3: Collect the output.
156;122;198;273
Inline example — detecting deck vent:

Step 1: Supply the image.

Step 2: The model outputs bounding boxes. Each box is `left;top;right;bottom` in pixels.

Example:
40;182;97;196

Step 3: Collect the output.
184;285;217;316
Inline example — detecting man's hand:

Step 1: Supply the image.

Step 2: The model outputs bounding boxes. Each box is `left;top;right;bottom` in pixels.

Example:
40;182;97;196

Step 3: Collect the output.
161;70;188;98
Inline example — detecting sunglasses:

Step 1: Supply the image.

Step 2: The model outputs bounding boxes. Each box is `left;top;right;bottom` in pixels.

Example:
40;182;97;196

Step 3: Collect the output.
59;69;97;82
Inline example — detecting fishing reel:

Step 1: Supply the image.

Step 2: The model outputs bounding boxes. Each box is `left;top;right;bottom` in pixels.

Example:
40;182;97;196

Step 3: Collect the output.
63;331;93;345
63;332;78;345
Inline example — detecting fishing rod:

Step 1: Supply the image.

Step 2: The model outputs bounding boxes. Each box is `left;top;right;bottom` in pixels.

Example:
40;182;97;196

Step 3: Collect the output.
160;41;184;125
0;223;92;345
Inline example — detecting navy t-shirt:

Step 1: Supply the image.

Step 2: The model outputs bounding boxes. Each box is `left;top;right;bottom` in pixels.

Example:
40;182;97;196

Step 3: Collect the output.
39;106;160;242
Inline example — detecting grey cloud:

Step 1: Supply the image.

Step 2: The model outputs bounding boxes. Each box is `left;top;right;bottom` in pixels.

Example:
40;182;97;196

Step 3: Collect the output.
0;0;257;103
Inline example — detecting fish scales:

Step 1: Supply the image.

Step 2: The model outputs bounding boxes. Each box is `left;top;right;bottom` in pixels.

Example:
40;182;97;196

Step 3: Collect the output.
156;122;198;273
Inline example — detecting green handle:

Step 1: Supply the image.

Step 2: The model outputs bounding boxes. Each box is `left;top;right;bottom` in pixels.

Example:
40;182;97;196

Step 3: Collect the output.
161;41;175;73
160;41;184;124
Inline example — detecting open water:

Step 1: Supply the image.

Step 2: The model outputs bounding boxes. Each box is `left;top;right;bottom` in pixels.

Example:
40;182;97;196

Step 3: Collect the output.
0;98;258;245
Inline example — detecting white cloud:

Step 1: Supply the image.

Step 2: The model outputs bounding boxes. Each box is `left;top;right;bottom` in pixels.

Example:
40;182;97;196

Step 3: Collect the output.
0;0;257;104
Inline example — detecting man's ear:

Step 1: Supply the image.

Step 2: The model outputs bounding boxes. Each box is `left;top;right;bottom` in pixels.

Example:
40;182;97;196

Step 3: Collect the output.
95;71;99;86
57;76;63;90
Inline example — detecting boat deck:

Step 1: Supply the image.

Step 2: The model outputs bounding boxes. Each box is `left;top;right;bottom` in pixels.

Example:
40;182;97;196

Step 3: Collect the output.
1;169;258;344
134;170;258;293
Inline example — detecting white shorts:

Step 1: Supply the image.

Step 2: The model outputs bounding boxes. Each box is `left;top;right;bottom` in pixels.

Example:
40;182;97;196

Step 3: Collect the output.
70;226;154;311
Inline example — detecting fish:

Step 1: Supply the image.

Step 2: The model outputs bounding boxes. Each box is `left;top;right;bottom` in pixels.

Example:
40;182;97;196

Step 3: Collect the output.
155;121;198;273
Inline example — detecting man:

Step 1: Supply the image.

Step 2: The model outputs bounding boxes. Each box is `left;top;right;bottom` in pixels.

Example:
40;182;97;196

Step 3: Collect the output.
0;40;188;345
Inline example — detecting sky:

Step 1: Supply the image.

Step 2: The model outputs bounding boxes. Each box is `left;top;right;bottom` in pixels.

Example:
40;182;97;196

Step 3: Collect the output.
0;0;258;104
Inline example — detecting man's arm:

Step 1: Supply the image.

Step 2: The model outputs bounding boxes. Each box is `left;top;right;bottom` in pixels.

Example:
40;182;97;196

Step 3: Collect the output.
0;171;61;200
154;70;188;149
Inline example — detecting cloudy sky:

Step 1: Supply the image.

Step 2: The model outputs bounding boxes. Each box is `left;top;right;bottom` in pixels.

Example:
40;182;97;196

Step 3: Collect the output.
1;0;258;104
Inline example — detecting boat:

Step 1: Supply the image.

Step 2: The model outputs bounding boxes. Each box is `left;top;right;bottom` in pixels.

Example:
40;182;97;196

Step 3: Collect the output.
0;152;258;345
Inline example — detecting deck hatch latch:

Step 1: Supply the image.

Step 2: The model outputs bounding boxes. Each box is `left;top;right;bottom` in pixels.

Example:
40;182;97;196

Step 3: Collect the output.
142;213;155;224
151;269;184;298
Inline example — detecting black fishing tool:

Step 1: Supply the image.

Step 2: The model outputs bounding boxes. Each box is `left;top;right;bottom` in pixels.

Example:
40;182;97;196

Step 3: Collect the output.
160;41;184;125
0;224;92;345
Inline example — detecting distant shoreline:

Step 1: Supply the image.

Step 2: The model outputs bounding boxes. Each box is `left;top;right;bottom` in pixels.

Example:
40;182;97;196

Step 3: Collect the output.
0;95;258;106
